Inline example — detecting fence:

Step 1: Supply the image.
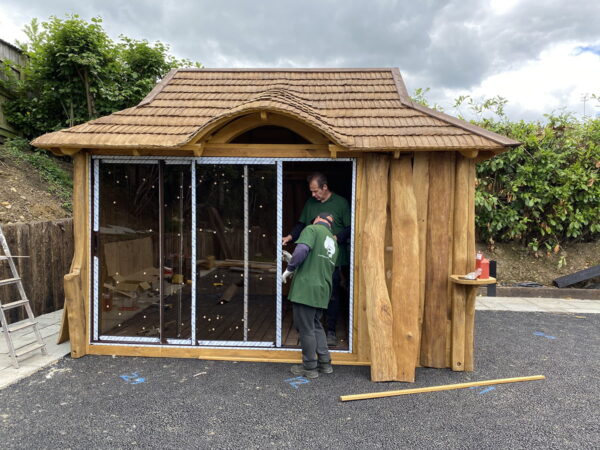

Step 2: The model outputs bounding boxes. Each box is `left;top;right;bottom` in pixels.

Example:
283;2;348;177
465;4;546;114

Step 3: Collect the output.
0;219;73;323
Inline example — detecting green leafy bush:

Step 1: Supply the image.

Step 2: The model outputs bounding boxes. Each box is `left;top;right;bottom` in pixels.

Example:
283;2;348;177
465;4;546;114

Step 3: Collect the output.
413;90;599;252
475;114;600;252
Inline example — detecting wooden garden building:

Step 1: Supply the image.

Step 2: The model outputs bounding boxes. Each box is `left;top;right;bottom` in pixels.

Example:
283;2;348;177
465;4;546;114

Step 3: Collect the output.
32;68;519;382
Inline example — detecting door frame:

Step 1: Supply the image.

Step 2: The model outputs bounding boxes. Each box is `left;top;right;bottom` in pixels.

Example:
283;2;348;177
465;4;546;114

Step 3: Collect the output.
90;155;356;353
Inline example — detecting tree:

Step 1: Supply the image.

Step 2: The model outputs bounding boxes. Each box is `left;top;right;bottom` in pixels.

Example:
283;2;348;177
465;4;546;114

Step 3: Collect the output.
0;15;200;138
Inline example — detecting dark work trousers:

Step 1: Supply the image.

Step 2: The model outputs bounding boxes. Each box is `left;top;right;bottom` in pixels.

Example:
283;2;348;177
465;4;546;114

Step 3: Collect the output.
326;267;341;333
293;302;331;370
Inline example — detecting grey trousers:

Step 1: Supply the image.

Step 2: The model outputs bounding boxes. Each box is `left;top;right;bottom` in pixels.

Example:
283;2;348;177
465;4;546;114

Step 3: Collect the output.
292;302;331;370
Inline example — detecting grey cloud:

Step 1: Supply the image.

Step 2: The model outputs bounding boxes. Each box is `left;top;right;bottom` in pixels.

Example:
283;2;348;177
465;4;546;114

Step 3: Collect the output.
1;0;599;117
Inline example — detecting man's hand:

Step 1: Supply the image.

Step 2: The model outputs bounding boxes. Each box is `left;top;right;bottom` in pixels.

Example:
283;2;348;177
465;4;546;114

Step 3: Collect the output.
282;269;294;284
282;250;292;263
282;234;292;246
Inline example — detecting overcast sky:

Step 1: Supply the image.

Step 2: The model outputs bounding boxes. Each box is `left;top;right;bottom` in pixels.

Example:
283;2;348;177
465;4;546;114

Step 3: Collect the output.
1;0;599;121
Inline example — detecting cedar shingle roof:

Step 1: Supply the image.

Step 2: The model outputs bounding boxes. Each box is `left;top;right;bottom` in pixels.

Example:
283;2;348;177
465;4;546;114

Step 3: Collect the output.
32;68;520;151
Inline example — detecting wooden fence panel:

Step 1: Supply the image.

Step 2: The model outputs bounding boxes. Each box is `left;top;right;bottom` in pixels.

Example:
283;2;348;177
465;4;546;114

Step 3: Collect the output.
0;219;73;323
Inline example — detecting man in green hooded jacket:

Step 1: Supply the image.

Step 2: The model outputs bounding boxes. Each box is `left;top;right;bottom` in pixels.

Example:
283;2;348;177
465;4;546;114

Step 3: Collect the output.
282;212;338;378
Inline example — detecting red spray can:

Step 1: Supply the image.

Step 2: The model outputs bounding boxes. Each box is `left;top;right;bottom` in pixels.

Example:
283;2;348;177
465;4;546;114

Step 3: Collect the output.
475;252;483;276
480;257;490;279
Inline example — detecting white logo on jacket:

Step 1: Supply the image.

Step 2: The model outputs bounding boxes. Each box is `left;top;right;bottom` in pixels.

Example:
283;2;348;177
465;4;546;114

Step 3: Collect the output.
324;235;336;259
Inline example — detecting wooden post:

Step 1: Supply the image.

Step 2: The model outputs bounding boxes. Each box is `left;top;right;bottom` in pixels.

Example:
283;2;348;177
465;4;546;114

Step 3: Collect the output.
412;152;429;365
362;153;397;381
464;159;477;371
390;155;420;381
62;152;87;358
420;152;455;368
354;158;371;362
451;155;470;370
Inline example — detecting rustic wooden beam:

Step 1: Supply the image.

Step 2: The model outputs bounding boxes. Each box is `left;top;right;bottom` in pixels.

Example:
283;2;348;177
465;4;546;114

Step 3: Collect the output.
354;158;371;363
451;155;470;371
62;152;87;358
464;159;477;371
362;153;397;381
59;147;81;156
412;152;430;366
340;375;546;402
329;144;338;159
193;143;205;158
85;344;371;365
459;149;479;159
420;152;455;368
390;155;420;381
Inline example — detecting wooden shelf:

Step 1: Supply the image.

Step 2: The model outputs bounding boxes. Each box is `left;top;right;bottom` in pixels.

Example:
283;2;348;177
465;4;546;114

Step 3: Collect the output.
449;275;496;286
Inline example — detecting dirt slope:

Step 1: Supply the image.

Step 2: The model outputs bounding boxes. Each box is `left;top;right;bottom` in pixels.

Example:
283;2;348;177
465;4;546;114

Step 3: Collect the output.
478;241;600;287
0;149;71;224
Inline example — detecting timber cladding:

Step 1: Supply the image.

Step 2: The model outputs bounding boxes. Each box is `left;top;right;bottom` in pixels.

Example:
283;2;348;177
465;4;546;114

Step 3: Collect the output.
357;151;475;381
0;219;73;322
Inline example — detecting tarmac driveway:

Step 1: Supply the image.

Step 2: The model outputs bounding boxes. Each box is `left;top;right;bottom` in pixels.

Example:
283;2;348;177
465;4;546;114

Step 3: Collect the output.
1;311;598;449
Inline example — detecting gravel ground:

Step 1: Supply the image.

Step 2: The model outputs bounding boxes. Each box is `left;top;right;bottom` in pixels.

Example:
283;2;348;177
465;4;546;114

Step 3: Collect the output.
1;311;598;449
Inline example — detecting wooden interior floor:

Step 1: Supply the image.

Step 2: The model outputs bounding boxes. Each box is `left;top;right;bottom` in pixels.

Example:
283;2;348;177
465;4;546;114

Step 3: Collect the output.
99;270;349;349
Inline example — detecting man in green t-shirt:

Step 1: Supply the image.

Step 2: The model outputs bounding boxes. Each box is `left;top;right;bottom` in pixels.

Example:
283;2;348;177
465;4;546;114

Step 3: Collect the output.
282;212;338;378
282;172;350;346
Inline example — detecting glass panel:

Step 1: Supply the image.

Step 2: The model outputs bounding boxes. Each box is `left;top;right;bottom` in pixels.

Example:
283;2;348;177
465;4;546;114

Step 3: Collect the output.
163;165;192;340
96;163;160;338
247;165;277;341
195;164;277;343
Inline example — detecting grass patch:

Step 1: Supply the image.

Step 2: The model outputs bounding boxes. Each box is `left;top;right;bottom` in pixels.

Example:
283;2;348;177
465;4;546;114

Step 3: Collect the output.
1;137;73;211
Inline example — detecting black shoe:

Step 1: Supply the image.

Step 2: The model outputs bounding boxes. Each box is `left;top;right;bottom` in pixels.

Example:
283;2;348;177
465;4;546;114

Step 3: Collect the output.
318;361;333;374
290;364;319;379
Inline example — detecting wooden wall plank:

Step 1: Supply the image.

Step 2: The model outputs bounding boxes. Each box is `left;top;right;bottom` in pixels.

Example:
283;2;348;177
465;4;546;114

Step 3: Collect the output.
390;156;420;381
63;152;87;358
354;157;371;362
464;159;477;371
362;153;397;381
412;152;429;365
451;155;470;371
420;152;455;368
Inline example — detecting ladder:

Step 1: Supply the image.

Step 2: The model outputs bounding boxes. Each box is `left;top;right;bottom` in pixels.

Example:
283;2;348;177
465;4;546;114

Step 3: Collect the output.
0;226;47;368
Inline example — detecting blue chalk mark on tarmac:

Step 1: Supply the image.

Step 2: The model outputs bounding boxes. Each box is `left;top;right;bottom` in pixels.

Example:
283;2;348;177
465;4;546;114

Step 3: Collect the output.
285;376;310;389
469;386;496;395
478;387;496;395
120;372;145;384
533;331;556;339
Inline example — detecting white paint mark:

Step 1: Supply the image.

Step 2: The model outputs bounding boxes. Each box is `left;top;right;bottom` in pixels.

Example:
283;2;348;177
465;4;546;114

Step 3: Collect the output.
45;367;72;379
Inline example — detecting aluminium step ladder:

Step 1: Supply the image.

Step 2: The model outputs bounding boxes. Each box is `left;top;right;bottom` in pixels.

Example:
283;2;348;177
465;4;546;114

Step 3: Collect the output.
0;226;47;368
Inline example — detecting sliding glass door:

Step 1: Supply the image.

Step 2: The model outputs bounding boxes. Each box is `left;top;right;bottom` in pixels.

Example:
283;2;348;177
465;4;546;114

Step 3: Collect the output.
91;156;353;351
195;162;278;346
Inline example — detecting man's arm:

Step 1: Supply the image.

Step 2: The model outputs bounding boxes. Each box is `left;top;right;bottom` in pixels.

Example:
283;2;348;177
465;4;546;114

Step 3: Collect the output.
287;243;311;271
282;243;311;283
335;226;351;244
282;222;306;245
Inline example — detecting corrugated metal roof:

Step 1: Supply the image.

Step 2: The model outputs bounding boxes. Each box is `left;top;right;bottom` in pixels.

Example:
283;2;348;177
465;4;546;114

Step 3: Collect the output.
32;68;520;151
